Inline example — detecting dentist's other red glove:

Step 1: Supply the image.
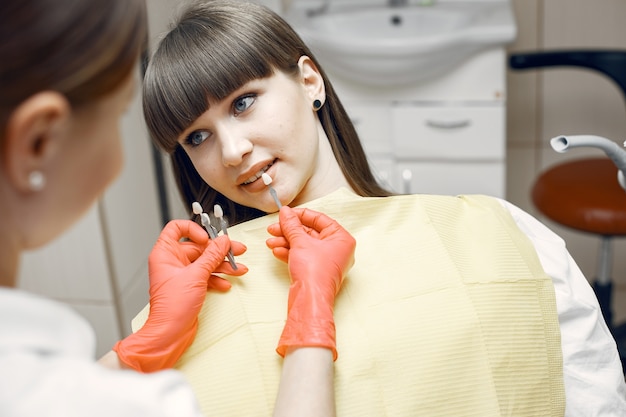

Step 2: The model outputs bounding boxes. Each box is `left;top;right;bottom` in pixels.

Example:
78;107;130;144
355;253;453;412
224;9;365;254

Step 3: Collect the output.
266;206;356;361
113;219;247;372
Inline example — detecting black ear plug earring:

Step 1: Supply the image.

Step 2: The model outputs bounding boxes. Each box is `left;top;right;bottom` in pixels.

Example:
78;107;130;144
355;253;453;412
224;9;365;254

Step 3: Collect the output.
313;99;323;111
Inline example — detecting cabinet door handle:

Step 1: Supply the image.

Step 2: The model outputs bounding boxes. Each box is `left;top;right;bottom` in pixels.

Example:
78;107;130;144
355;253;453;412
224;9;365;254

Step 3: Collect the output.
425;119;471;129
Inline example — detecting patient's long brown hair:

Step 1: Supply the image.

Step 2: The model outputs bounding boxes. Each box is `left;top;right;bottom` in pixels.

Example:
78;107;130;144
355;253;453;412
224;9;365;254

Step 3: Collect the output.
143;0;391;225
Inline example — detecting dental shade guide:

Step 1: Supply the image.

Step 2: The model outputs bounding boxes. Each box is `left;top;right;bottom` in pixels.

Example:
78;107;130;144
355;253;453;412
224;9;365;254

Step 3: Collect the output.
261;173;282;209
192;202;212;236
191;201;237;270
214;204;238;270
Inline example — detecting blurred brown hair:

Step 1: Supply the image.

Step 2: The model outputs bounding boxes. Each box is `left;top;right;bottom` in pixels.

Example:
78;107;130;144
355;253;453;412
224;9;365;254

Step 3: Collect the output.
0;0;147;136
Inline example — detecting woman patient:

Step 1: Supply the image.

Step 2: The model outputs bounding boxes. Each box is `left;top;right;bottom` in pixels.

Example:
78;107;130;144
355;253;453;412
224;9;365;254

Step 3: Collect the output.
138;1;626;415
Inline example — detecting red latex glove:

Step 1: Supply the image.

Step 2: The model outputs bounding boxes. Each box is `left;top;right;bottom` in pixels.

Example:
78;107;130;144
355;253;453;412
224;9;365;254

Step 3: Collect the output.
113;219;247;372
266;206;356;361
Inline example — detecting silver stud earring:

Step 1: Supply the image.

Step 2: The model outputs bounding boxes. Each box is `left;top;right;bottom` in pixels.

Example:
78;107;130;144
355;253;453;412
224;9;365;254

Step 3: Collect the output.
313;99;323;111
28;171;46;191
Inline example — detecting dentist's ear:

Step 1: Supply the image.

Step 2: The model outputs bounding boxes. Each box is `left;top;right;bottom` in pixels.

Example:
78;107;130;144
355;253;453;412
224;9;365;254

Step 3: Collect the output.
2;91;70;193
297;55;326;109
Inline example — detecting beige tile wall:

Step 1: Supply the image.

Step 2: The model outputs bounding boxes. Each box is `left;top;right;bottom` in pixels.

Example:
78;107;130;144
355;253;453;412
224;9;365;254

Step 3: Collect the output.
506;0;626;324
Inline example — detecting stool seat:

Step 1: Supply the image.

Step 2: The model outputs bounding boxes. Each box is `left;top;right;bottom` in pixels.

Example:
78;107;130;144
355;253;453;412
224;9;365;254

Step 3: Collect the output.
532;158;626;236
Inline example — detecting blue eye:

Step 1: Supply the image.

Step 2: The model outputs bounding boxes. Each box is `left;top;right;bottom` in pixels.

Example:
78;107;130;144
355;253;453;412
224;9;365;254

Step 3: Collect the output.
187;130;210;147
233;95;255;115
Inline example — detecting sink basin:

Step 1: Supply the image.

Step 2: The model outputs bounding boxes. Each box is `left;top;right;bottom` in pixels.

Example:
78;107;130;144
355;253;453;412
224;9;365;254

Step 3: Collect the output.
286;2;517;86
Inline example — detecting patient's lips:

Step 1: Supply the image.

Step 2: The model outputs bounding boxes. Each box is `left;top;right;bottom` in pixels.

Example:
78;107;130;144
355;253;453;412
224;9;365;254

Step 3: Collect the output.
241;160;275;185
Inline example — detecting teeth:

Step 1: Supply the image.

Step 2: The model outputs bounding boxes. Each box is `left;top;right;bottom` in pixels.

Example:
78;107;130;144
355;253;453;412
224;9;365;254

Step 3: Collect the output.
243;164;272;185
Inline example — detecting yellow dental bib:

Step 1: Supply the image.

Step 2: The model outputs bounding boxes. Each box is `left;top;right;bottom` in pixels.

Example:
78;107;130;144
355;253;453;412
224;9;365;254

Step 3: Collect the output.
133;189;564;416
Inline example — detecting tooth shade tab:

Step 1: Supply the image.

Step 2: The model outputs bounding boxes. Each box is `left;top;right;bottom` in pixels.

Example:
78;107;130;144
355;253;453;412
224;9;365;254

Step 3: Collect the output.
214;204;224;218
262;173;273;186
192;201;203;215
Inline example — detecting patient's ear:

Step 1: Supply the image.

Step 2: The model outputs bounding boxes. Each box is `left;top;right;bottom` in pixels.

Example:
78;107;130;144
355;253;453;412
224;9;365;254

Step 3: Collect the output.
2;92;70;192
297;55;326;104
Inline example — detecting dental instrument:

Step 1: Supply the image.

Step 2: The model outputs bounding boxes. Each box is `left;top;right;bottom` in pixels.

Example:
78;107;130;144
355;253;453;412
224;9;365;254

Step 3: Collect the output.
213;204;238;270
192;202;215;237
191;201;210;234
192;201;203;216
192;201;237;269
201;213;218;239
262;172;282;209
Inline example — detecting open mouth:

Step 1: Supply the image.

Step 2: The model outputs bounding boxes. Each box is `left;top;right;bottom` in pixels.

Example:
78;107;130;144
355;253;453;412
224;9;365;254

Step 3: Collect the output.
242;161;275;185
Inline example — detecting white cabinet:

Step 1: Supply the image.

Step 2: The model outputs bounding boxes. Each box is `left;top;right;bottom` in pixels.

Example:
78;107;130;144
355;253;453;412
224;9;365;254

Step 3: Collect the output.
392;105;504;161
348;102;505;196
328;47;508;198
395;160;505;196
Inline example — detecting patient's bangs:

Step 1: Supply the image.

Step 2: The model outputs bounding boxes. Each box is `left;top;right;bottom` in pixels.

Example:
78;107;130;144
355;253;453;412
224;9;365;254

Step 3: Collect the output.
143;2;306;152
144;27;280;151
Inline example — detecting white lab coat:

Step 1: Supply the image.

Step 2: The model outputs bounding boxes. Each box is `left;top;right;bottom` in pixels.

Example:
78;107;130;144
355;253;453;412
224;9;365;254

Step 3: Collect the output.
0;288;204;417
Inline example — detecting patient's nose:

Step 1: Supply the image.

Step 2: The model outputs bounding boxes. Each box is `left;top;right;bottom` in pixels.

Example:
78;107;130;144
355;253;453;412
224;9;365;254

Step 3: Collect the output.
220;128;252;167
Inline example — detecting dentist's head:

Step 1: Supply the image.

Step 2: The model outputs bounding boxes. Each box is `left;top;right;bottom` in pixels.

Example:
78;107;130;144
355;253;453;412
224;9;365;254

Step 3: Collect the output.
0;0;147;283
